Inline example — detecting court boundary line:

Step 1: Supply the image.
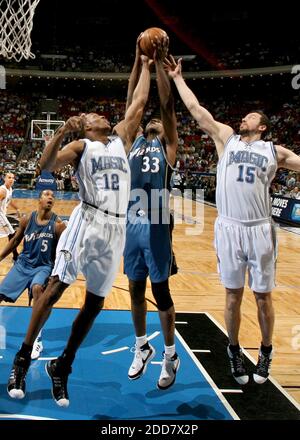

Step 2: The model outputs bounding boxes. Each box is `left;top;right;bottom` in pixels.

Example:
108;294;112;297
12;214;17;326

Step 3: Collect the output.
0;414;57;420
1;307;238;420
175;328;240;420
2;307;298;410
205;312;300;411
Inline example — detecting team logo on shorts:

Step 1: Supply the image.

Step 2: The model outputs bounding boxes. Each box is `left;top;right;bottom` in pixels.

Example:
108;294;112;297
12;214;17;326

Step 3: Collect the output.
61;250;72;262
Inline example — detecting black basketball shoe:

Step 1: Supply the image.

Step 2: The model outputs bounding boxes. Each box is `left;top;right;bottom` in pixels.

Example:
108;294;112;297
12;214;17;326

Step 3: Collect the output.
253;349;273;384
46;358;72;407
227;345;249;385
7;353;31;399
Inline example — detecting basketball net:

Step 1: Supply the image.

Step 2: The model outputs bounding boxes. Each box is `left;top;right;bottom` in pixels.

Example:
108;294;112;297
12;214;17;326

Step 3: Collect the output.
0;0;40;62
43;134;53;146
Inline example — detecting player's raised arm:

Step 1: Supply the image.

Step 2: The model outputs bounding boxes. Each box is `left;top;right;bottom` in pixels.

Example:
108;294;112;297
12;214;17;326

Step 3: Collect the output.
115;55;151;153
164;55;233;157
154;36;178;166
125;33;143;111
39;116;85;172
276;145;300;171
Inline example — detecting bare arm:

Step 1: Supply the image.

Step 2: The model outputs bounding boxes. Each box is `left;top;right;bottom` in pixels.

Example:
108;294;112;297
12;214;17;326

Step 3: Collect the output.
39;116;85;172
154;38;178;166
125;33;143;111
8;199;19;211
164;56;233;158
114;56;151;153
276;145;300;171
55;218;66;240
0;215;28;262
0;188;5;201
8;199;20;217
0;188;20;217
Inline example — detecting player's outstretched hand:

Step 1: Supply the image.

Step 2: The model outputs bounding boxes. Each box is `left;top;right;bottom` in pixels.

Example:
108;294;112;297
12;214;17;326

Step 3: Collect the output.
153;34;169;61
135;32;143;60
140;54;153;68
62;116;85;135
163;55;182;79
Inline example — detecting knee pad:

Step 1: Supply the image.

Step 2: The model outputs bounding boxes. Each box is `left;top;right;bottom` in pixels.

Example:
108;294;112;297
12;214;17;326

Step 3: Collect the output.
151;280;173;311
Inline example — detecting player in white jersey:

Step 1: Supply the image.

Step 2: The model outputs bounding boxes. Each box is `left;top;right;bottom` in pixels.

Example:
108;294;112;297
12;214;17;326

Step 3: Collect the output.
0;173;21;261
7;55;153;407
165;56;300;385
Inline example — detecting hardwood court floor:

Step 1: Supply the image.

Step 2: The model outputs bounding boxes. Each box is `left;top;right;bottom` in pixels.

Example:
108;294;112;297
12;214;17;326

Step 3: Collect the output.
1;196;299;405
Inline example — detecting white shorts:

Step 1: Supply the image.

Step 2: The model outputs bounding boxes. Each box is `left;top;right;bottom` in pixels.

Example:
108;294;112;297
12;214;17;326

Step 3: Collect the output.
214;216;277;293
52;202;126;297
0;211;15;237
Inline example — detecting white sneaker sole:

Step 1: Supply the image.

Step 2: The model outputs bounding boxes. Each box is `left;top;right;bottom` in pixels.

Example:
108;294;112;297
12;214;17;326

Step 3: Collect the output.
232;374;249;385
7;388;25;399
253;373;268;384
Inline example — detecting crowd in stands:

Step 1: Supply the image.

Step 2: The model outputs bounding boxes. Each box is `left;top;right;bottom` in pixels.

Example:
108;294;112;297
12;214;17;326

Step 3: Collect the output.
209;40;299;70
271;170;300;199
2;38;299;73
0;81;300;203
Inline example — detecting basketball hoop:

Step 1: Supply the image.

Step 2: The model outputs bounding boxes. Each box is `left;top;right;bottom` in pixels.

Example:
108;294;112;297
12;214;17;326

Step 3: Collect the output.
42;129;54;146
42;129;54;139
0;0;40;62
31;118;65;141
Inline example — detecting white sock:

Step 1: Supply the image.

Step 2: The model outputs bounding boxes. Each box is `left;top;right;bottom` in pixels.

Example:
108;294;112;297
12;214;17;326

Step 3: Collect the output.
36;329;42;340
136;335;147;348
164;344;175;358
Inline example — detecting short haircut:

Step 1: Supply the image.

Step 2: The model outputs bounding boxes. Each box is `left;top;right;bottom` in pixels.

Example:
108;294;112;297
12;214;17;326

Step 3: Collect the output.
252;110;271;137
39;189;54;199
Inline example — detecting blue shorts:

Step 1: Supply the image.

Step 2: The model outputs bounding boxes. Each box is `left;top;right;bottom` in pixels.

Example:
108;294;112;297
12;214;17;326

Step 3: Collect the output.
0;260;52;303
124;221;172;283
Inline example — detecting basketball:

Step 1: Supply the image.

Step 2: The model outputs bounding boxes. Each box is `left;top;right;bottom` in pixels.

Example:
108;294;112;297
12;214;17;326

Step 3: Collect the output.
139;27;168;58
